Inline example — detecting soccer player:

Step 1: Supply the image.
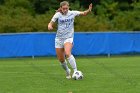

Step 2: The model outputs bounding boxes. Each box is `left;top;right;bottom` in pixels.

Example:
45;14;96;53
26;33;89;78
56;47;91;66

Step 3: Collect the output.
48;1;92;79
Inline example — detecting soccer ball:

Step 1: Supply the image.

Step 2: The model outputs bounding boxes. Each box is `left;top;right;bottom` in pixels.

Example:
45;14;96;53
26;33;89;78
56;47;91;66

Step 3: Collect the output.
72;71;83;80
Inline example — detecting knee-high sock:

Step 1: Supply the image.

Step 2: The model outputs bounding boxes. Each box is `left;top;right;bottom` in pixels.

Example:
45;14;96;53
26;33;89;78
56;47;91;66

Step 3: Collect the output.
67;55;77;72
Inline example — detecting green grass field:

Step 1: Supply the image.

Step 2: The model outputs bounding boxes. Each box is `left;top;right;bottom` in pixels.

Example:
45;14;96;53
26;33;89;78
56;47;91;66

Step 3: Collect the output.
0;56;140;93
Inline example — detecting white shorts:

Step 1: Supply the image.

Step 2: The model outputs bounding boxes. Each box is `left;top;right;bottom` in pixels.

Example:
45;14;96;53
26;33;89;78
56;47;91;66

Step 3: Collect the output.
55;38;73;48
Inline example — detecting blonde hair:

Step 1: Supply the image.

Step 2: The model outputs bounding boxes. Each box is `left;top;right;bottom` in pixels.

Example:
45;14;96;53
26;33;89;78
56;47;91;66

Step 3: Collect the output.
60;1;69;7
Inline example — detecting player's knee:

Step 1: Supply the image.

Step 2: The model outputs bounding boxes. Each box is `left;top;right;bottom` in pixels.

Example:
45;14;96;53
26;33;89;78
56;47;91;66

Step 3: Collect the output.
58;58;65;62
65;52;71;58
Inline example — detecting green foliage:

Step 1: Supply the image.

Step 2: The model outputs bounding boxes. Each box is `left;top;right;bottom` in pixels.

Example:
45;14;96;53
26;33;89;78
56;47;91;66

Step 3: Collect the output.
75;14;112;31
0;12;54;33
30;0;60;14
0;0;139;33
111;10;140;31
0;0;4;5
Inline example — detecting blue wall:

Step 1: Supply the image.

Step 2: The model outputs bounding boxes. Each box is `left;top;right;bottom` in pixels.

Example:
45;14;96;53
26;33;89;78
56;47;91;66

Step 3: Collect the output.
0;32;140;58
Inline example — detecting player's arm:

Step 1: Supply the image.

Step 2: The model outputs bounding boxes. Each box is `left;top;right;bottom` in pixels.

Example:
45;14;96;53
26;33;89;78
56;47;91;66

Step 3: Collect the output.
48;13;59;30
80;3;92;16
48;21;54;30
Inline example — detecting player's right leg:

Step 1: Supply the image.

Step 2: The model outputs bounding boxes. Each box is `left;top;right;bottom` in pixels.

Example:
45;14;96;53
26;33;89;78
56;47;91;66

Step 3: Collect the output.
55;38;71;79
56;48;71;79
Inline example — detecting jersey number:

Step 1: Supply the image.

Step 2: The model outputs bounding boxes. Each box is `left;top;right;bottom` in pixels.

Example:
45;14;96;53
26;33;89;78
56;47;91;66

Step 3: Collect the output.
65;23;70;28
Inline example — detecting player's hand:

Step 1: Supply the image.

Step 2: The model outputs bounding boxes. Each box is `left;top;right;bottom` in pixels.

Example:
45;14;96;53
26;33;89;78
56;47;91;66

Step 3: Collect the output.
48;24;53;30
89;3;92;11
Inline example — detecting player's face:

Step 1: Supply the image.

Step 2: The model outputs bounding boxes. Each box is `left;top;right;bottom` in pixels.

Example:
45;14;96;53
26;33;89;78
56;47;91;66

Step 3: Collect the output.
61;5;69;15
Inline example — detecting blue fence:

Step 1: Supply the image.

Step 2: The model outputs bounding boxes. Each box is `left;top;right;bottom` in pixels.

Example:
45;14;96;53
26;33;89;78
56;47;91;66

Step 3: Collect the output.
0;32;140;58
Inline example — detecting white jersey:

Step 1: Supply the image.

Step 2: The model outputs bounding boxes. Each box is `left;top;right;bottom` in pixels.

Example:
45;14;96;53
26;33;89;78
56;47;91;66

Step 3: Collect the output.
51;10;81;39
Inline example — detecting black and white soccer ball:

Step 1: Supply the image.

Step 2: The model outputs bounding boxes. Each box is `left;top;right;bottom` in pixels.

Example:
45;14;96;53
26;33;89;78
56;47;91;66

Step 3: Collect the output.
72;71;83;80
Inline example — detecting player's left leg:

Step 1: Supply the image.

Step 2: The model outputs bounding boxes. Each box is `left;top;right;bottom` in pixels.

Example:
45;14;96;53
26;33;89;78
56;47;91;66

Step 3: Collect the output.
64;38;77;72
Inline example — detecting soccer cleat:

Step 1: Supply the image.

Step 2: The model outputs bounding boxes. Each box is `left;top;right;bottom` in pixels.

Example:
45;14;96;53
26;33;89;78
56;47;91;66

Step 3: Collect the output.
66;69;71;79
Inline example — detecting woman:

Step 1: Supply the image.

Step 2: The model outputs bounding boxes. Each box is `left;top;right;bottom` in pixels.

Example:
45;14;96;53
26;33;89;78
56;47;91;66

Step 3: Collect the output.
48;1;92;79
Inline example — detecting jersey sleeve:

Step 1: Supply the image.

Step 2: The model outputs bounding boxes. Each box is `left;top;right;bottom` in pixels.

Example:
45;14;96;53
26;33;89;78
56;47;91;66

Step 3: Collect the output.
51;12;59;22
72;11;81;16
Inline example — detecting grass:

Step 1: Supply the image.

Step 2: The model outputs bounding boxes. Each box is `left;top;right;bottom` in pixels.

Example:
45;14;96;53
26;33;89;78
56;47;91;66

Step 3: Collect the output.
0;56;140;93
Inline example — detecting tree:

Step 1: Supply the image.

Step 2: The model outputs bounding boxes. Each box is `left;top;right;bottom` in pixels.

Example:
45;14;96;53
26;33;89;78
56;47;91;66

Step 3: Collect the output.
0;0;4;5
29;0;60;14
